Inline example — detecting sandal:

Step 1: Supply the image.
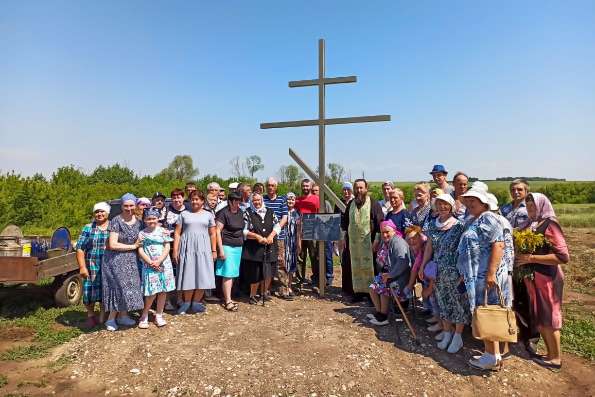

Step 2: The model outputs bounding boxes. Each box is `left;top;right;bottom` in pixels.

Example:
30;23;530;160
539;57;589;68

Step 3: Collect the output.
532;357;562;372
249;296;259;305
223;301;238;311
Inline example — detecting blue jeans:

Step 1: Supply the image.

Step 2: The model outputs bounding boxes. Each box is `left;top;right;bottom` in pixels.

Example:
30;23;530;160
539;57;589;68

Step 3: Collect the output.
311;241;334;284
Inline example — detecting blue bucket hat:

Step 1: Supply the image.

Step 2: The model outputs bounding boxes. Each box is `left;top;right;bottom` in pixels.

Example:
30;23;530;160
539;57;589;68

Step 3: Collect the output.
429;164;448;175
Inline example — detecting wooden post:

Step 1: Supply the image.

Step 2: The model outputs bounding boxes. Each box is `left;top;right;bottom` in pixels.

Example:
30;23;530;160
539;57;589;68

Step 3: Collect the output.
259;38;391;298
318;38;326;296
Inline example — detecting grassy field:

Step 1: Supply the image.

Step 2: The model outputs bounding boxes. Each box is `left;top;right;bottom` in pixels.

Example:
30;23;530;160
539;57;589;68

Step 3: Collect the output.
562;300;595;361
554;204;595;228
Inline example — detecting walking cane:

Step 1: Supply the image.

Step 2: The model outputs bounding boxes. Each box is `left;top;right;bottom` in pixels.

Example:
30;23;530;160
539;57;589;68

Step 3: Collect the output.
262;243;270;306
390;282;417;340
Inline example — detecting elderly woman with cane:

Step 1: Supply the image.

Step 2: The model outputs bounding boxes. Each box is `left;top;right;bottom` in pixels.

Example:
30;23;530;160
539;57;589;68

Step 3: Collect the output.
242;193;281;304
367;220;411;326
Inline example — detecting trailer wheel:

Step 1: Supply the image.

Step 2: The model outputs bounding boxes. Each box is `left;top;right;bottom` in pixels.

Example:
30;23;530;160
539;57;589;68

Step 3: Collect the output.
53;273;83;307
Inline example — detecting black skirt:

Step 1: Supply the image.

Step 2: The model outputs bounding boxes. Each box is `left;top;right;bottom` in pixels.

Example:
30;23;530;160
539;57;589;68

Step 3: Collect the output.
243;259;277;284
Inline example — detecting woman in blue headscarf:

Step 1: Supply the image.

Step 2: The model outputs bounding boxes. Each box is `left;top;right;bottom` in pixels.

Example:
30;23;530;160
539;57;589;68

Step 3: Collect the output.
102;193;144;331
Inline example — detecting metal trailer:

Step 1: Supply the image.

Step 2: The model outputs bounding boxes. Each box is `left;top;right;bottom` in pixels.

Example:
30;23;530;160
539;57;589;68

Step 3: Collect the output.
0;251;82;307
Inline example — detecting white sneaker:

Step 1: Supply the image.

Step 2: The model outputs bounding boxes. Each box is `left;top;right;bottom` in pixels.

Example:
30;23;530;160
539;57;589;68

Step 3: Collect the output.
434;331;445;341
105;320;118;332
366;313;376;320
447;333;463;353
138;318;149;329
155;314;167;327
427;323;442;332
369;317;389;326
469;353;501;371
116;315;136;327
176;302;191;315
437;332;453;350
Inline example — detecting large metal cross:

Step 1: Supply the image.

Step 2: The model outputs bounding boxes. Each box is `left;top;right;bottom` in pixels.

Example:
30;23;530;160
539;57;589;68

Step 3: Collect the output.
260;38;391;296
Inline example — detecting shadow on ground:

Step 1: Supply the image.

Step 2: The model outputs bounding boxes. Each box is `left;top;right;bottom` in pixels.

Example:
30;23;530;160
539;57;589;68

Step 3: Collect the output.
335;298;534;377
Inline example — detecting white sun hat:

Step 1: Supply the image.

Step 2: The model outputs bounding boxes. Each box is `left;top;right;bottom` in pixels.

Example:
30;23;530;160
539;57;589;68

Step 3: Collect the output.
461;189;490;205
435;193;455;209
486;193;499;211
470;181;489;192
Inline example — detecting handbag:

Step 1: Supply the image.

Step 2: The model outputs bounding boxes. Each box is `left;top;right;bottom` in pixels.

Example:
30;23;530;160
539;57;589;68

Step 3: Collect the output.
472;285;518;343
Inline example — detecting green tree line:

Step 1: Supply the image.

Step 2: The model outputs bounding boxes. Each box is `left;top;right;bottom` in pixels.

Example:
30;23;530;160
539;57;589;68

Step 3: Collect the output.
1;162;593;236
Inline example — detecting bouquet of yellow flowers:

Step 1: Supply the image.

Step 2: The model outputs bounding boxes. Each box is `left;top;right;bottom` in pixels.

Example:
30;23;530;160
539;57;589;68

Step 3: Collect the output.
512;229;547;282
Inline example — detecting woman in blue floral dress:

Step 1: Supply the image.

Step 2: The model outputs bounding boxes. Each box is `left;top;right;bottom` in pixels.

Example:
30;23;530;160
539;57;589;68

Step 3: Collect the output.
137;209;176;328
457;189;511;370
75;202;111;328
284;192;301;297
102;193;144;331
419;194;468;354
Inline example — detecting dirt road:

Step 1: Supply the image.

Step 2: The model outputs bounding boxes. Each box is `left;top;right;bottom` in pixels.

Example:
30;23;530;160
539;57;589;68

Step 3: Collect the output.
1;282;593;397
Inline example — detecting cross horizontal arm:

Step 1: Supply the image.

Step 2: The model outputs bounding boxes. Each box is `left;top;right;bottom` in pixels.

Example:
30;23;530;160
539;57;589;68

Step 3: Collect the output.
260;114;391;129
288;76;357;88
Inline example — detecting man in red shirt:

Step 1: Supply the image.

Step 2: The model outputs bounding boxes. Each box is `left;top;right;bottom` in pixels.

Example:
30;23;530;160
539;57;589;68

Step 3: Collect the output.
295;179;320;288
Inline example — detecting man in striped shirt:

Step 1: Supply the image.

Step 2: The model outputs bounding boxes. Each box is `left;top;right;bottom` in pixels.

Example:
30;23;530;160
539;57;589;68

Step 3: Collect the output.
263;177;291;299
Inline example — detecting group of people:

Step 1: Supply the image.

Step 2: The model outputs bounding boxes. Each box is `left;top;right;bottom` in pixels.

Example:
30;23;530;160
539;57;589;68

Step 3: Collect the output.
75;165;569;372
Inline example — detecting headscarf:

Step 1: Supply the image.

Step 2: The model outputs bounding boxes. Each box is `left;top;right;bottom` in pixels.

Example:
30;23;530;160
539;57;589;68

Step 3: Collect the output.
342;182;353;191
144;208;160;219
250;194;267;215
136;197;151;207
435;216;458;231
121;193;137;204
93;202;111;214
380;220;403;238
528;192;557;222
286;192;296;199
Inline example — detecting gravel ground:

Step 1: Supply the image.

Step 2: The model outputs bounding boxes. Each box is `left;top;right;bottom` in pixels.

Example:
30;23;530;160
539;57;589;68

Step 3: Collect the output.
49;283;593;397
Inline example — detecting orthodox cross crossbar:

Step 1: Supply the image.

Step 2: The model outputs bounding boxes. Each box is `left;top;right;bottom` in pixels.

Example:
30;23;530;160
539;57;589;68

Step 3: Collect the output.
259;38;391;296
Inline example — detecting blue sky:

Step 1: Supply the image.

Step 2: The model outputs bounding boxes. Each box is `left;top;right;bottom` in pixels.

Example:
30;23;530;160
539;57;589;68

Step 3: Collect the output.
1;1;594;181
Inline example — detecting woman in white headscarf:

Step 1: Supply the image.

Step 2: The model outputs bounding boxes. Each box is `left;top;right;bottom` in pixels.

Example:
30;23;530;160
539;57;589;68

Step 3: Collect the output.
75;202;111;328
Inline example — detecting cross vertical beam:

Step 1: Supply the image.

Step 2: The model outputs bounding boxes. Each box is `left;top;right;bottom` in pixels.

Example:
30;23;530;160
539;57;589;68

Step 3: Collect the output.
317;39;326;297
260;38;391;298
